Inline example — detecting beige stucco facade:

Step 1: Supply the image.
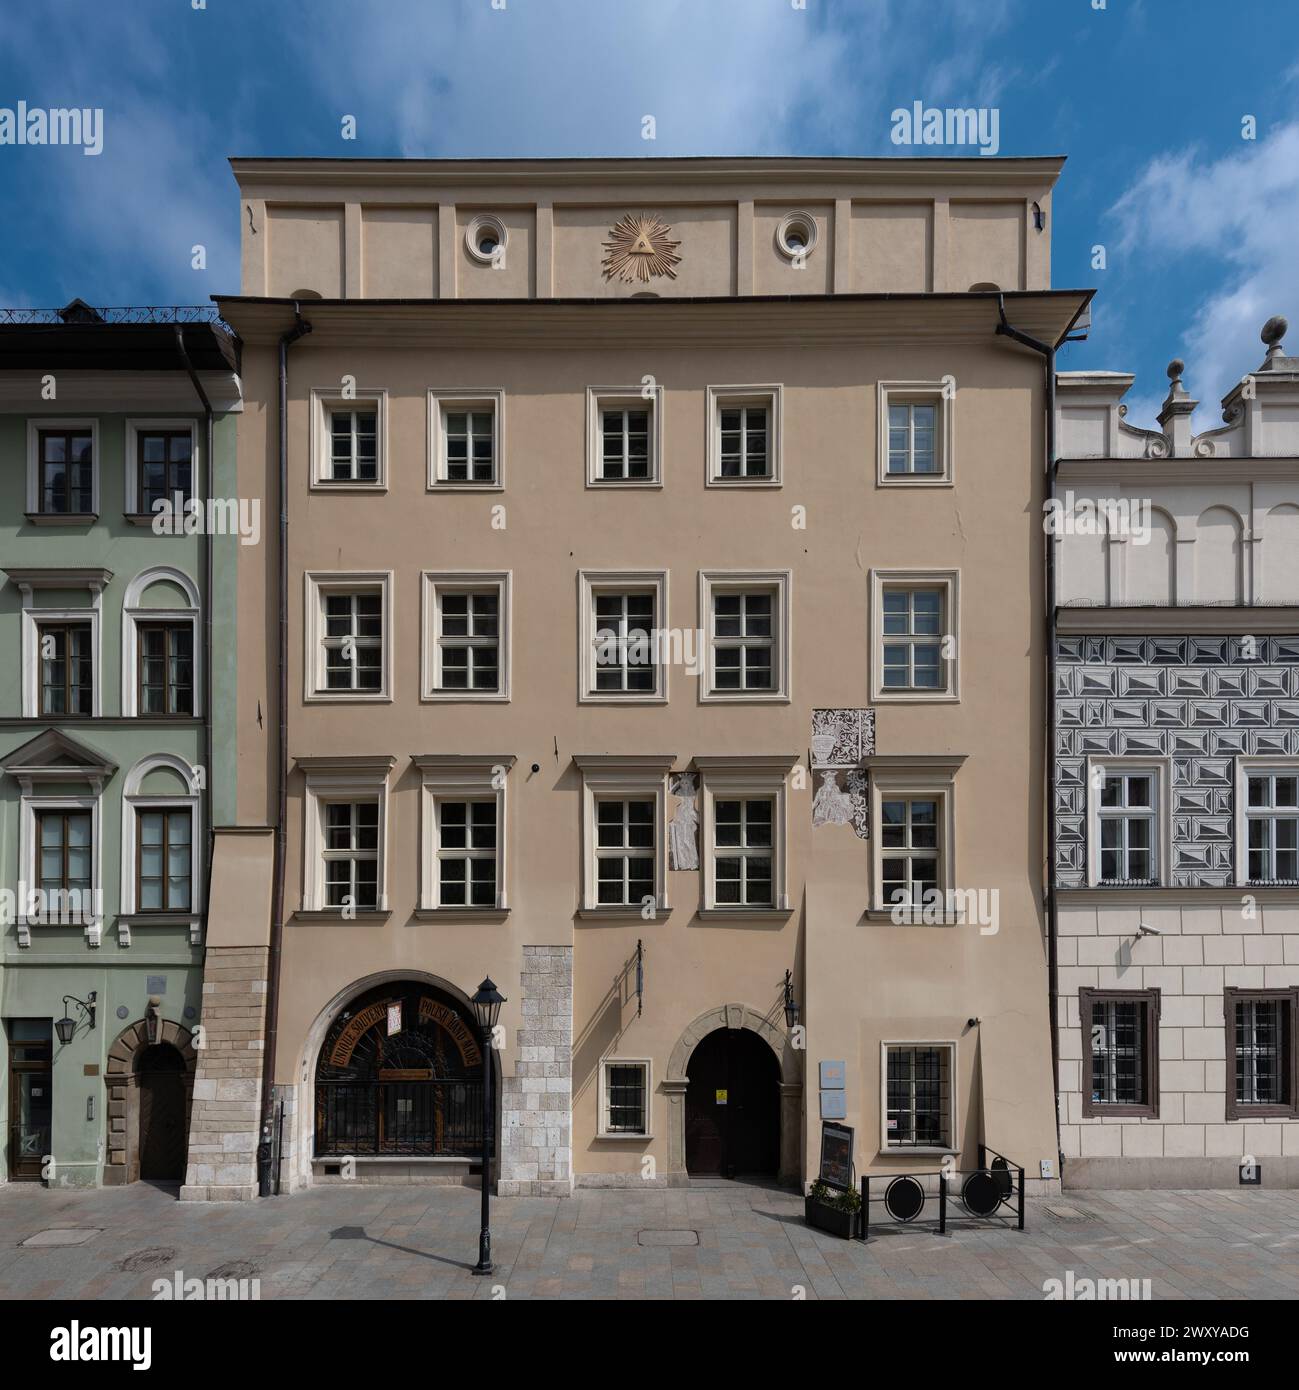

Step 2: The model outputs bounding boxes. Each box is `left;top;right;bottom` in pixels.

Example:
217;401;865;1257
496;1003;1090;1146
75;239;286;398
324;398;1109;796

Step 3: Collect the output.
208;157;1088;1199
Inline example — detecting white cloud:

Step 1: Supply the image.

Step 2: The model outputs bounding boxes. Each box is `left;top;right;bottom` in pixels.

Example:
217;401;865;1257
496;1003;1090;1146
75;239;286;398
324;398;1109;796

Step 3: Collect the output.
1109;121;1299;414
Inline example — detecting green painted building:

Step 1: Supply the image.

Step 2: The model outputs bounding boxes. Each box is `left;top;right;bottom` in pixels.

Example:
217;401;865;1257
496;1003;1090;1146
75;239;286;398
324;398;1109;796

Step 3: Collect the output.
0;304;240;1187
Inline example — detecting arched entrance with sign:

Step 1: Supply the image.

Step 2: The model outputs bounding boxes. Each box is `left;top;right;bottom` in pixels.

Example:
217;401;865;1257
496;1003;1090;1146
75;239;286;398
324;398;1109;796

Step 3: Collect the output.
685;1027;780;1178
314;981;487;1159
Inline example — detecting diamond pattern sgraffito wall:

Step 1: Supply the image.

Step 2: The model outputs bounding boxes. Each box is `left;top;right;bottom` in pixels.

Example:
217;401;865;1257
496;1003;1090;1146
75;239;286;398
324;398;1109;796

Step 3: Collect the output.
1054;635;1299;888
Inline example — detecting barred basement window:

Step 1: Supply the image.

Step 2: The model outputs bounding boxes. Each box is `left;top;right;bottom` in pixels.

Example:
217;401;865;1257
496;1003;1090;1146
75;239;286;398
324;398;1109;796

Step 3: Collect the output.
600;1059;650;1137
1224;988;1298;1119
885;1044;953;1149
324;801;379;910
1245;772;1299;883
595;798;656;905
713;798;774;907
436;800;497;907
1080;988;1160;1118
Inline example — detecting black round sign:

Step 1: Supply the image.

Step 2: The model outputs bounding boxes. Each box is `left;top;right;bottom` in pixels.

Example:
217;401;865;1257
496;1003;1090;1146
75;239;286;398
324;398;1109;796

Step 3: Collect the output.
961;1170;1002;1217
883;1175;925;1222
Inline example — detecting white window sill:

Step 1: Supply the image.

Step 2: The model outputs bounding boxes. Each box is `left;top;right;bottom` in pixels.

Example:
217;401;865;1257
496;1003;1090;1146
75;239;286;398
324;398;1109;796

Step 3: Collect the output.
292;909;391;924
412;906;510;923
594;1132;654;1141
698;906;793;922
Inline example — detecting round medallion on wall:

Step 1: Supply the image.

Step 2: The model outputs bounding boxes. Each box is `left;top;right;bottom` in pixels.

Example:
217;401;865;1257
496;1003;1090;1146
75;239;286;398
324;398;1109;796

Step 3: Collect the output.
775;211;818;261
116;1005;130;1020
601;212;682;284
464;214;507;266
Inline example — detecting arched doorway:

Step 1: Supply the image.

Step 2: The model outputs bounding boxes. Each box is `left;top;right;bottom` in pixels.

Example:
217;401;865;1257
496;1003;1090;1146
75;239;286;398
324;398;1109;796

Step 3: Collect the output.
314;981;487;1159
685;1027;780;1178
136;1044;188;1181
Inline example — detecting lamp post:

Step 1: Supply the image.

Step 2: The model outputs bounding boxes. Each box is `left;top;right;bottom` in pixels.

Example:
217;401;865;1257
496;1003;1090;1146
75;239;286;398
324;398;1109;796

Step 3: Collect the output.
55;992;97;1044
782;971;800;1031
470;976;505;1277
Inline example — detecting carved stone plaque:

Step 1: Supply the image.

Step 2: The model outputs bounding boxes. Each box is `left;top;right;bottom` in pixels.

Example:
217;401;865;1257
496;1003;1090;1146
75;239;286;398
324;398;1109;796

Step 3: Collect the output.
602;213;682;284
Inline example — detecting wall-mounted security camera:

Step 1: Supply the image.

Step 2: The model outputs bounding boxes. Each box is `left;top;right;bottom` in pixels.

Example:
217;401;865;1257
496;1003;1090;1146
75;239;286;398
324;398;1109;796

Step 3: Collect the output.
1135;922;1165;937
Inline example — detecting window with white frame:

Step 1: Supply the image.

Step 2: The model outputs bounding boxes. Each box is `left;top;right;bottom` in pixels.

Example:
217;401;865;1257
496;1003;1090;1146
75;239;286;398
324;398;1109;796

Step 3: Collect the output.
580;571;668;702
697;757;792;913
576;756;671;913
700;571;791;702
26;419;99;518
310;389;386;488
37;619;93;716
122;566;201;718
415;755;511;913
870;570;959;702
305;573;391;701
124;419;197;517
120;754;201;921
586;386;662;486
877;382;953;486
867;758;963;916
8;567;108;719
1243;767;1299;884
883;1043;955;1149
1097;770;1158;884
707;386;781;485
598;1059;651;1137
421;572;510;701
298;756;394;914
428;390;503;488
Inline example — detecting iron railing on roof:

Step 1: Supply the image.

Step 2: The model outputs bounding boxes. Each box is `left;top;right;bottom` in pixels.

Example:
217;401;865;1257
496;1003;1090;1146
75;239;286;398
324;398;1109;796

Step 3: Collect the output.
0;305;222;325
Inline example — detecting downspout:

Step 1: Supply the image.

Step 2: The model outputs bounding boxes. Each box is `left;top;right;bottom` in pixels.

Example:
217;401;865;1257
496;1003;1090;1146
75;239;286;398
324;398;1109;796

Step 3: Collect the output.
260;305;312;1188
994;295;1062;1175
173;327;215;892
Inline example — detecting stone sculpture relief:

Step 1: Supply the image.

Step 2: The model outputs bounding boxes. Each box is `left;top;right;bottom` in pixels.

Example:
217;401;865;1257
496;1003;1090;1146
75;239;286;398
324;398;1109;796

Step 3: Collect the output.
668;771;699;870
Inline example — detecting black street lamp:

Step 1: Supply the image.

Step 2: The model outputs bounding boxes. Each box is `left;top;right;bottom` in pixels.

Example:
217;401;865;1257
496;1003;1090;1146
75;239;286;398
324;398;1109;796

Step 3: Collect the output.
55;992;97;1045
470;976;506;1277
782;971;800;1030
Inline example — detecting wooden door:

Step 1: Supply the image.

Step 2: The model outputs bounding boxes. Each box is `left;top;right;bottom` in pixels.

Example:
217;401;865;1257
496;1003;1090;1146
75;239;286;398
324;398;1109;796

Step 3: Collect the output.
6;1021;53;1181
685;1028;779;1178
137;1044;186;1181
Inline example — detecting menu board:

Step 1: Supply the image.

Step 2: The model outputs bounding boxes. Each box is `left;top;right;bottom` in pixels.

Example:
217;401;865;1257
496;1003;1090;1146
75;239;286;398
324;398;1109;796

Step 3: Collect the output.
819;1122;854;1190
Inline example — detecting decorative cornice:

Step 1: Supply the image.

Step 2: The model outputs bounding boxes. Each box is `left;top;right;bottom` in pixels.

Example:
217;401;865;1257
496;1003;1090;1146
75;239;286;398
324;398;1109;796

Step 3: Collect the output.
293;755;397;778
692;754;800;773
1056;457;1299;484
411;754;516;773
1056;606;1299;635
860;753;968;772
3;565;113;592
573;753;676;771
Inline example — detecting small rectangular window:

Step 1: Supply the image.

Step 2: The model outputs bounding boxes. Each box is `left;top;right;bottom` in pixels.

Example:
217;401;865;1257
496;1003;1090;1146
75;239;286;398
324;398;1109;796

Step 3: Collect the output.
1245;772;1299;883
881;587;943;690
38;429;93;514
718;404;770;479
595;798;656;906
1080;988;1160;1118
600;407;651;481
1225;988;1297;1119
877;382;952;486
713;798;774;907
328;409;378;483
138;623;193;716
443;409;495;484
587;388;661;486
138;429;194;511
593;590;656;693
322;591;384;692
323;801;380;910
1098;772;1157;883
880;798;940;908
137;808;192;911
38;810;92;897
885;1044;953;1148
38;622;93;716
437;590;500;692
602;1061;649;1136
436;800;498;907
887;402;937;475
712;591;773;692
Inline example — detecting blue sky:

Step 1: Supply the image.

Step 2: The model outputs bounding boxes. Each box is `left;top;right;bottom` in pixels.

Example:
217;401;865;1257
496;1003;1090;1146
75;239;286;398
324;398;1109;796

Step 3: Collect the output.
1;0;1296;430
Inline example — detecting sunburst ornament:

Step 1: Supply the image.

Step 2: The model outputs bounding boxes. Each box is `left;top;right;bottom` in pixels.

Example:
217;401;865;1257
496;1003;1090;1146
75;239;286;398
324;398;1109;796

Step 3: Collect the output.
601;212;682;284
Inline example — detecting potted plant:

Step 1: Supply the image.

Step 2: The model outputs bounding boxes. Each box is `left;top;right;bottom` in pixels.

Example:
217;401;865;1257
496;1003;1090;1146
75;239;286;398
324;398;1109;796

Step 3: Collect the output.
805;1179;861;1238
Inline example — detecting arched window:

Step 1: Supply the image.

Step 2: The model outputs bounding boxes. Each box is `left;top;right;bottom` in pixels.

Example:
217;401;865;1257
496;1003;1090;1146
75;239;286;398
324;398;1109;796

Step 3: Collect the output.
120;753;202;938
121;566;201;718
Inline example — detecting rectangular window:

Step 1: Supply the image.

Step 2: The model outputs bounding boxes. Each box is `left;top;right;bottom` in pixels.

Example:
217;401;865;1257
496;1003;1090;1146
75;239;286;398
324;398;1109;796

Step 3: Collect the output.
38;428;93;514
593;590;656;694
1245;772;1299;883
600;1060;650;1137
881;587;943;690
601;407;650;481
321;590;383;693
138;429;194;511
595;798;655;906
880;798;940;908
323;801;379;910
436;800;497;907
38;622;93;716
437;590;500;692
887;402;937;475
137;623;194;716
718;404;770;479
1224;988;1298;1119
443;408;495;484
137;808;192;911
1080;988;1160;1118
37;810;92;897
1098;772;1157;883
885;1044;953;1148
328;409;378;483
713;591;773;692
713;798;774;907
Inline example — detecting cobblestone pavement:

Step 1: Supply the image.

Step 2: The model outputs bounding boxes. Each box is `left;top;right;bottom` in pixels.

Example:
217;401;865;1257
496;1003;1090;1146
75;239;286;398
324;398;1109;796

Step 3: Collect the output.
1;1180;1298;1300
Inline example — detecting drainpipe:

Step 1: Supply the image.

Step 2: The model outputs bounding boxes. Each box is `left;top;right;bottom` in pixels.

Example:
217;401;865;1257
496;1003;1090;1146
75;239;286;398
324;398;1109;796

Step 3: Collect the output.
173;327;215;892
259;304;312;1193
994;296;1062;1175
